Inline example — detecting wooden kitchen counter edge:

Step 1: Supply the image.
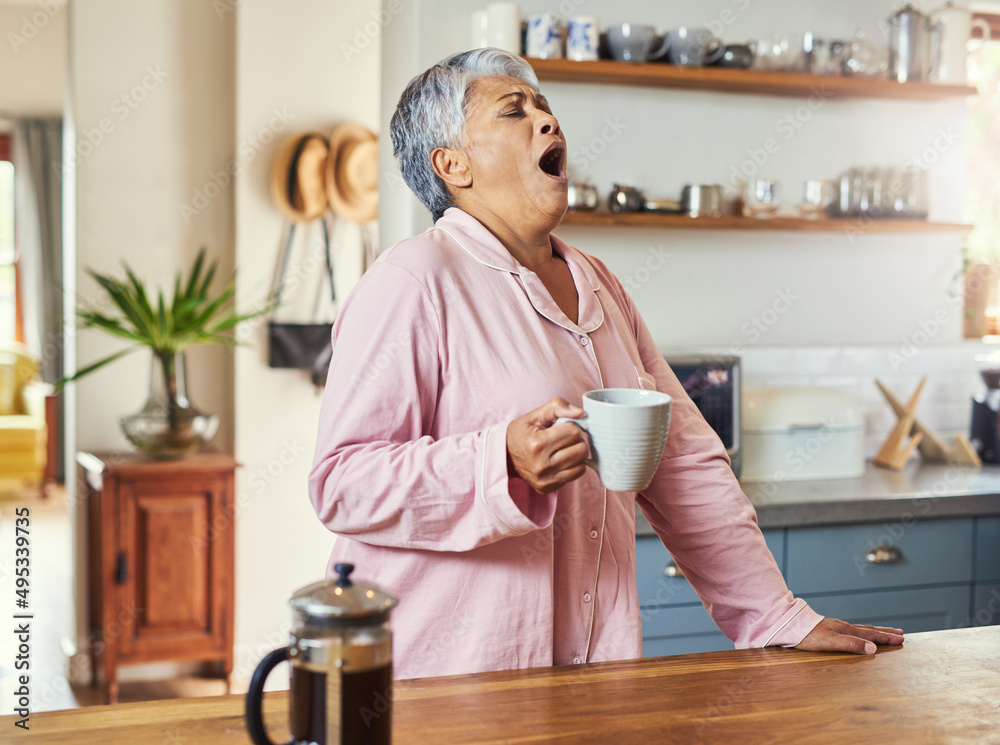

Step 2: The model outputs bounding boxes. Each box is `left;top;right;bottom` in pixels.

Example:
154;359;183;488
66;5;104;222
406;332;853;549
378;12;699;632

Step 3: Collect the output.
5;626;998;744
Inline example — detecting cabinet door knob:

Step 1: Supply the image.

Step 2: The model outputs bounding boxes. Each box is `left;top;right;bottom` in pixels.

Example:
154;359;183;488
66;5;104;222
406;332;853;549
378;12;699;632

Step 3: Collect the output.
663;561;686;579
865;545;902;564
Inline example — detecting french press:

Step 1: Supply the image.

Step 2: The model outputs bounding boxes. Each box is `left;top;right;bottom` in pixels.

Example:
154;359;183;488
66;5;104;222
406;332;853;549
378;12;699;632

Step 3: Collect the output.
246;563;397;745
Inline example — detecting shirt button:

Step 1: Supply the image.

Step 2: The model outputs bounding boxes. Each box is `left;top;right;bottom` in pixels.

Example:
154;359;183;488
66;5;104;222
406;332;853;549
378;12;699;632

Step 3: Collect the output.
573;656;582;664
580;336;589;346
589;529;598;539
583;592;592;603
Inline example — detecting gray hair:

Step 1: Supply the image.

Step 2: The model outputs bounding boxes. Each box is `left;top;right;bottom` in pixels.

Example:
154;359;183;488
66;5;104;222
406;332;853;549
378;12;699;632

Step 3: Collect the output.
390;48;540;222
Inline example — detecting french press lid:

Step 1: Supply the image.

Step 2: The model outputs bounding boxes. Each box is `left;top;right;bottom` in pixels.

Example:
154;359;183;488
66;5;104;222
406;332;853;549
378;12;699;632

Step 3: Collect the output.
289;563;397;628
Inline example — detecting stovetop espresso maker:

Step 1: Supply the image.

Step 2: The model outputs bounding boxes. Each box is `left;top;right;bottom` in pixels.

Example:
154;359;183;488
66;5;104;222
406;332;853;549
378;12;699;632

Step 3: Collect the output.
246;563;397;745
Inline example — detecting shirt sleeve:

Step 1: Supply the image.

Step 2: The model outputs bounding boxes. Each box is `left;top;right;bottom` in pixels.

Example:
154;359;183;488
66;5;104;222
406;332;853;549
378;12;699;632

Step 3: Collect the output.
615;291;824;648
308;261;557;553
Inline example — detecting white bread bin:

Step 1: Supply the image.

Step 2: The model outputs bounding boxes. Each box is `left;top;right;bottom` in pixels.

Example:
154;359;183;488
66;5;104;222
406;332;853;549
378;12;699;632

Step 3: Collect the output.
740;386;864;482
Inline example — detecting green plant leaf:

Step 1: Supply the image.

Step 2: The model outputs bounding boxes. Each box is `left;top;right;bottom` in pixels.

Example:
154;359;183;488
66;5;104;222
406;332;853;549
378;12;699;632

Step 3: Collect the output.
54;347;139;392
69;247;280;385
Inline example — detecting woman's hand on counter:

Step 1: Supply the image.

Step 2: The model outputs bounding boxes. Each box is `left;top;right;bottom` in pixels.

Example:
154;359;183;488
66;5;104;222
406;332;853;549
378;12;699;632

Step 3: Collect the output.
795;618;905;654
507;397;589;494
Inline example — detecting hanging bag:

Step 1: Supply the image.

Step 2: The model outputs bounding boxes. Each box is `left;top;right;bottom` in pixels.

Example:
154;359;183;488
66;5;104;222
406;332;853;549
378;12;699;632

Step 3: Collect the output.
267;219;336;372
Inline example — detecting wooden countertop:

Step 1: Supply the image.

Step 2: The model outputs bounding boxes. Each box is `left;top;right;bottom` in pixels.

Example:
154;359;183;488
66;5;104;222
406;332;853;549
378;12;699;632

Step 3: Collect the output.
5;626;998;744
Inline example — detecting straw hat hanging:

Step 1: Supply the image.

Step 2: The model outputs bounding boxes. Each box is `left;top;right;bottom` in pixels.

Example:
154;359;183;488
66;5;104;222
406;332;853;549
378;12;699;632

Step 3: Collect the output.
270;132;331;222
325;122;378;225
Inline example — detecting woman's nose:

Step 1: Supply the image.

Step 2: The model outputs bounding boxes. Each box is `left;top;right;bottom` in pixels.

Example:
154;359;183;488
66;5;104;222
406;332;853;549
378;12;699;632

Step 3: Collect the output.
536;112;561;137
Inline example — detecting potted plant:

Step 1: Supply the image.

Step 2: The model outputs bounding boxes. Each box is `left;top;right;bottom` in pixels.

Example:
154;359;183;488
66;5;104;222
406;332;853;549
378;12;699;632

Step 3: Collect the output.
59;248;274;458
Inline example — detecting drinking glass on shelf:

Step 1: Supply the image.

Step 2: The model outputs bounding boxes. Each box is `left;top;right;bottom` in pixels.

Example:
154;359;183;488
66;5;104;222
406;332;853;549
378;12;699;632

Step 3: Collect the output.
799;179;836;218
743;179;779;218
843;29;887;77
899;167;929;218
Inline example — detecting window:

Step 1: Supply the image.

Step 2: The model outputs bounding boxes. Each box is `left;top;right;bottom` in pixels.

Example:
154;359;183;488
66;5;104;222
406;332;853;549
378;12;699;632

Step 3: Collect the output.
0;137;14;345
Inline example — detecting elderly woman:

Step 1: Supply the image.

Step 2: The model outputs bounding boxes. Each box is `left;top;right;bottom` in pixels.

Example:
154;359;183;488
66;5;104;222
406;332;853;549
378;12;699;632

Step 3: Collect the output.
308;49;903;679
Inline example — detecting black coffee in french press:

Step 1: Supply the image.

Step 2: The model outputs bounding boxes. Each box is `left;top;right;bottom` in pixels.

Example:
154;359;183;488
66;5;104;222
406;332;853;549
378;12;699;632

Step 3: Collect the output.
246;563;397;745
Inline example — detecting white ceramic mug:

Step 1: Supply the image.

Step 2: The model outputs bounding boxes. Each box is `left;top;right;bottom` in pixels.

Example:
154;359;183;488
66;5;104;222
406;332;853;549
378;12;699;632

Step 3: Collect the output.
557;388;672;491
471;9;490;49
606;23;670;63
486;2;522;55
666;27;725;67
526;12;563;58
567;16;599;61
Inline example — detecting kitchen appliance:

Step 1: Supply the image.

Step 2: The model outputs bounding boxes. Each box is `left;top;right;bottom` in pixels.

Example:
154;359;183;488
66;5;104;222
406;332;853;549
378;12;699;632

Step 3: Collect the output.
887;2;941;83
246;563;397;745
741;386;864;482
971;357;1000;463
680;184;723;217
662;353;741;476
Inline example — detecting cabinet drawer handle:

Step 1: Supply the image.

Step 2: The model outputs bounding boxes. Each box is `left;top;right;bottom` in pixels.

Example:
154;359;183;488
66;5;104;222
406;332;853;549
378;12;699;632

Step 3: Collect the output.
115;552;129;584
664;561;685;579
865;545;902;564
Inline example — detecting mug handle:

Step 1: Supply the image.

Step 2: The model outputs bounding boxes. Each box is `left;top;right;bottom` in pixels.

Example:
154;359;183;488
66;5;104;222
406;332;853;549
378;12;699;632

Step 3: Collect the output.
246;647;294;745
704;40;726;65
554;417;597;469
648;34;671;62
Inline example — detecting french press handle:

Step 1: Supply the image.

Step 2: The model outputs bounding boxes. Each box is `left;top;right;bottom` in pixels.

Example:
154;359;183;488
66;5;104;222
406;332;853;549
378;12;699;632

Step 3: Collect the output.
245;646;293;745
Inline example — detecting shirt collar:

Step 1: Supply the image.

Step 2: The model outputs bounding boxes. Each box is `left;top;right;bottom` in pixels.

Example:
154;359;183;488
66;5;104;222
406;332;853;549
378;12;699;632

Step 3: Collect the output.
435;207;604;332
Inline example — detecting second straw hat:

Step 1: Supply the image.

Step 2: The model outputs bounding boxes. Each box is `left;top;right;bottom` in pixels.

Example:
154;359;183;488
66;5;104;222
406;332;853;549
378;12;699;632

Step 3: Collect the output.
326;122;378;225
270;132;330;223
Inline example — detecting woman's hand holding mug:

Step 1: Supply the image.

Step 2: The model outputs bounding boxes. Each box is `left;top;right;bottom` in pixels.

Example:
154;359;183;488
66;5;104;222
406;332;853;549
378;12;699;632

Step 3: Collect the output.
507;397;590;493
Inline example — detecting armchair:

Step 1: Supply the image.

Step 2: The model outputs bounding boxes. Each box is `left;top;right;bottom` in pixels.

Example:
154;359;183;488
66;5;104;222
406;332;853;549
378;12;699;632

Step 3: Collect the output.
0;344;48;494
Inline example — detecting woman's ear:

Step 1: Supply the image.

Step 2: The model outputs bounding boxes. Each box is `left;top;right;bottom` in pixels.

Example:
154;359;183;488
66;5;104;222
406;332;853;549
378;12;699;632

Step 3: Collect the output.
430;147;472;190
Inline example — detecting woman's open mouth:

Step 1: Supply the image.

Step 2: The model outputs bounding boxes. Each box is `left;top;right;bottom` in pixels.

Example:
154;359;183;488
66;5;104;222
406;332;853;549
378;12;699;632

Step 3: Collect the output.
538;143;567;183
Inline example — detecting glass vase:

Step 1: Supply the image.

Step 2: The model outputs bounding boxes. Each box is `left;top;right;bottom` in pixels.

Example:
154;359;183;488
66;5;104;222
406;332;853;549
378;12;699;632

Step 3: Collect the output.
120;351;219;459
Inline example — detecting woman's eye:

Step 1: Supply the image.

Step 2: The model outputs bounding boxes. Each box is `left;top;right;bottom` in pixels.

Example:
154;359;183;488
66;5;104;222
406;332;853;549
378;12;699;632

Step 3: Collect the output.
502;109;524;118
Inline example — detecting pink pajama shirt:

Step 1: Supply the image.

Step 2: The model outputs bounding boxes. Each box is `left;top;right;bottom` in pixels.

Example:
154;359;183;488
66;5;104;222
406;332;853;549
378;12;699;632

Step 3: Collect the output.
308;207;823;679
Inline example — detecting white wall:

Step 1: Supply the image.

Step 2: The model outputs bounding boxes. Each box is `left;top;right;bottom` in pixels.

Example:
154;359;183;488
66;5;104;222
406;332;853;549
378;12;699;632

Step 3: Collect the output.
381;0;971;347
233;0;380;683
70;0;236;454
0;2;67;118
68;0;236;674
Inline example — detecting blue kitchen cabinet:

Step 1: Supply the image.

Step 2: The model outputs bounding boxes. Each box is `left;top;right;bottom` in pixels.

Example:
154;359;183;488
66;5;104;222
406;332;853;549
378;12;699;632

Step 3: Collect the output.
636;529;783;656
975;517;1000;582
971;518;1000;627
972;582;1000;627
636;516;992;659
799;585;972;632
784;519;974;594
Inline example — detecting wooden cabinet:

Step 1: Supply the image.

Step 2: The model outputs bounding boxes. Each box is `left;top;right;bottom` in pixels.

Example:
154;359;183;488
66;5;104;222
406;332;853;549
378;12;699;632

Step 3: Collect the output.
78;451;236;704
637;516;1000;657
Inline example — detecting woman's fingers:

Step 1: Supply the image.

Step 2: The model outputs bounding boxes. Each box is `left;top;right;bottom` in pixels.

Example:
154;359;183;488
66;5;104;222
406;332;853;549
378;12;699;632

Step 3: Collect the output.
795;617;905;655
507;397;591;493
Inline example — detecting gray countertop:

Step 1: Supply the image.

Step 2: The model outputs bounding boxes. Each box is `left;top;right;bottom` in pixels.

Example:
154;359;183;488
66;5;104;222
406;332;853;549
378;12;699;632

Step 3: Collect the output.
635;461;1000;535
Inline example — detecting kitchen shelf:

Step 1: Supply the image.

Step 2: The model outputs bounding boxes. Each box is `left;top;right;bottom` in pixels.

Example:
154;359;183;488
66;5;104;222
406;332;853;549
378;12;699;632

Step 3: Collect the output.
558;211;973;233
526;57;978;101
